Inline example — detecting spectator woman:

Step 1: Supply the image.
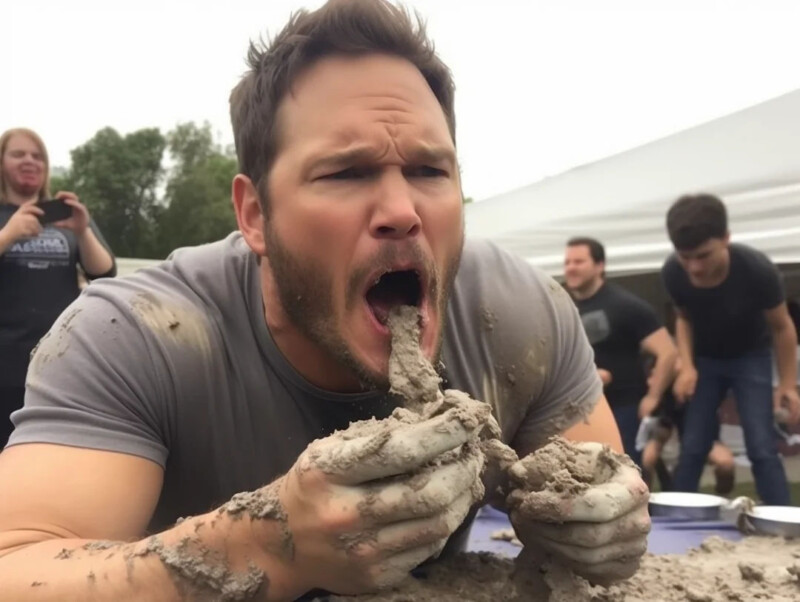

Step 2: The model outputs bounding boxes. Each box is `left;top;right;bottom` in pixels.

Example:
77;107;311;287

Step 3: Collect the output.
0;128;116;446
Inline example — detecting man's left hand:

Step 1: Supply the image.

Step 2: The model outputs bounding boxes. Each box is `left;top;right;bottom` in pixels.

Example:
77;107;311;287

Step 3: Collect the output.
774;385;800;425
507;441;650;586
52;191;90;235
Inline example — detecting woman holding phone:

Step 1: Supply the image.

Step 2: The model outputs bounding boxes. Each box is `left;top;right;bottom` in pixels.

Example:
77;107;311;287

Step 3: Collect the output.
0;128;116;446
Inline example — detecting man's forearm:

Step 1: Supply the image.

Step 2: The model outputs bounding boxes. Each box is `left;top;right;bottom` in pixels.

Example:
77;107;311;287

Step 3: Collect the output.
77;229;114;276
675;315;694;369
773;323;798;390
646;349;678;399
0;501;299;601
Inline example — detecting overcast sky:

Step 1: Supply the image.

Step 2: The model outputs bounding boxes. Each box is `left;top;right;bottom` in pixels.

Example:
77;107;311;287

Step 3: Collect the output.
5;0;800;201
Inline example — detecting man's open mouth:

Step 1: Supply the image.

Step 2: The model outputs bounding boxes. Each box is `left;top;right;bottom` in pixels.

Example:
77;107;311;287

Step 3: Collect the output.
365;270;423;326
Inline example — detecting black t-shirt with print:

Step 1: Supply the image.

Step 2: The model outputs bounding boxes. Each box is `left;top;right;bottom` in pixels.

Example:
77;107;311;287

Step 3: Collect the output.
574;282;662;407
0;204;116;387
661;243;784;360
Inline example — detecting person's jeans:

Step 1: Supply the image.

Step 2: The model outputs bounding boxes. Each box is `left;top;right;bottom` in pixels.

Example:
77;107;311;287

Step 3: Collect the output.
611;403;642;468
672;350;790;505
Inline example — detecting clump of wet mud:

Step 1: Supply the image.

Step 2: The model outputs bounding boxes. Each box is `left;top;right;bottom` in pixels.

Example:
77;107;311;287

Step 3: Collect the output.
387;305;443;411
132;535;265;601
322;536;800;602
316;304;514;505
506;435;633;522
503;436;636;601
385;306;515;457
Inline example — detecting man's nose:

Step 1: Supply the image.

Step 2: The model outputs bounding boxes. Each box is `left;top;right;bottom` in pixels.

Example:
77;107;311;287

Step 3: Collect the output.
688;260;705;275
369;173;422;240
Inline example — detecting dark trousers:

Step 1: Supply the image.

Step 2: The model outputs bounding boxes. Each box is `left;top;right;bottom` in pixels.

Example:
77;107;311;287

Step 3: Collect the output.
0;385;25;448
672;350;790;505
611;403;642;467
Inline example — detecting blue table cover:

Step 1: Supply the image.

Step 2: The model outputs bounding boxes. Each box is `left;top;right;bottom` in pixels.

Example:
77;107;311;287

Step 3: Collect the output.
467;505;742;557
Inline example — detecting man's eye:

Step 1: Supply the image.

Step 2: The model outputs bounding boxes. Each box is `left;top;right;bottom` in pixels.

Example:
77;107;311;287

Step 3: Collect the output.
407;166;447;178
320;167;370;180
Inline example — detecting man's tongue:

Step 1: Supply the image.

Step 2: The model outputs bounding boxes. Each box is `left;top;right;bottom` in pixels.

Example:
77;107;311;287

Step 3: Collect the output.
367;285;416;326
368;294;404;326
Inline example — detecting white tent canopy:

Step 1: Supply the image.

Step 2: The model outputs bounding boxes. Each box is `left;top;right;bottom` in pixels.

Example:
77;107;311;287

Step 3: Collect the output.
465;90;800;277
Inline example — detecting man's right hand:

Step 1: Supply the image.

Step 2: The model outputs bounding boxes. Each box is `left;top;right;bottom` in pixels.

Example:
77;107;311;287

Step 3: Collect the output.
272;405;487;597
1;202;43;244
673;365;698;404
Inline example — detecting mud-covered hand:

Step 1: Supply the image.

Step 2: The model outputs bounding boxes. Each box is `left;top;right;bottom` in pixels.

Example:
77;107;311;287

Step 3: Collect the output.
507;441;650;586
276;402;489;597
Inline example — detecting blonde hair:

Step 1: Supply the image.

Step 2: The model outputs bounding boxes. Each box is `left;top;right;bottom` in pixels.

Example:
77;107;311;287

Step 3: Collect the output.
0;128;51;203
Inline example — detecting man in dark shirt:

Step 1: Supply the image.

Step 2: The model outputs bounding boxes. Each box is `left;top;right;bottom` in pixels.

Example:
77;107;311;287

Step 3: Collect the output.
565;237;677;466
662;193;799;505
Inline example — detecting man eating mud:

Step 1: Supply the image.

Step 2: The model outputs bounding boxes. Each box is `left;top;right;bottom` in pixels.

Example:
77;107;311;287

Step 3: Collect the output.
0;1;649;600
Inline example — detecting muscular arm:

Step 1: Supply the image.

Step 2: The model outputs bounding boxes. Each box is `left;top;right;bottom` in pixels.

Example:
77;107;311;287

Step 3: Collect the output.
512;395;622;460
640;327;678;400
0;444;295;601
562;394;623;454
765;302;798;391
674;309;694;370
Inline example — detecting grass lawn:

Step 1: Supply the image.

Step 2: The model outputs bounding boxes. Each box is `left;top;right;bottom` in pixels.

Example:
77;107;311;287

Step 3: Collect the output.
649;464;800;504
698;480;800;504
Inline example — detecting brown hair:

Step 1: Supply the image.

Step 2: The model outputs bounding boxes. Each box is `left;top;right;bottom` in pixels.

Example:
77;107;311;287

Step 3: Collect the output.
666;193;728;251
566;236;606;263
229;0;456;212
0;128;51;203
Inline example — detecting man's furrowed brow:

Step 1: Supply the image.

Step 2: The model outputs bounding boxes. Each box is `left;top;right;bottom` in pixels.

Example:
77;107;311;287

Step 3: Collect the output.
307;144;456;172
308;146;383;172
406;146;457;167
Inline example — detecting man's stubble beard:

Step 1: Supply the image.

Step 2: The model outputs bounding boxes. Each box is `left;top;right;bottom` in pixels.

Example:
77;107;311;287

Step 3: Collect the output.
263;222;463;392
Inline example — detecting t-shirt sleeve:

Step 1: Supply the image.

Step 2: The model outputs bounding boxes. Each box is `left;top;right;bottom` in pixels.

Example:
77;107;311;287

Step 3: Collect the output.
443;241;602;458
750;252;785;310
661;256;685;307
511;278;603;455
625;292;663;342
8;285;171;467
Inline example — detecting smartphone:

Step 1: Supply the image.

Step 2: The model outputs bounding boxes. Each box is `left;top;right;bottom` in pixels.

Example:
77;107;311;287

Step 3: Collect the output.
35;199;73;225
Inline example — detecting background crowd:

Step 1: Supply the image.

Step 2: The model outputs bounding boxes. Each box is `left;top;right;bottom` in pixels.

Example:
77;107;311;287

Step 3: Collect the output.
2;126;798;505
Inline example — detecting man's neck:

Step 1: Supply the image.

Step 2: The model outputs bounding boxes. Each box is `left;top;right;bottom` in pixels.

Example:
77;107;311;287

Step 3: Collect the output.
571;278;604;301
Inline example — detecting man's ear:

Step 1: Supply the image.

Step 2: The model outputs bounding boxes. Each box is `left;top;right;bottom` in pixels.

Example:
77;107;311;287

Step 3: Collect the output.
233;174;266;256
723;230;731;245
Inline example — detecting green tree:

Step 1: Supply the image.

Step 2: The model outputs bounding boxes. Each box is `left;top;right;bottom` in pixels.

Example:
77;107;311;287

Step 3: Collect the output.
48;172;69;197
153;122;238;257
65;127;166;257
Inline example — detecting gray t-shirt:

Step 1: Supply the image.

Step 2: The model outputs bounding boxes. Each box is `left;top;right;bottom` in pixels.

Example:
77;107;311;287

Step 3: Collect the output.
10;233;600;534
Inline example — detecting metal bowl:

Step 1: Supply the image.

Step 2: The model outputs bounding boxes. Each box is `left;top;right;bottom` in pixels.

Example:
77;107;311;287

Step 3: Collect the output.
648;492;727;521
745;506;800;538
